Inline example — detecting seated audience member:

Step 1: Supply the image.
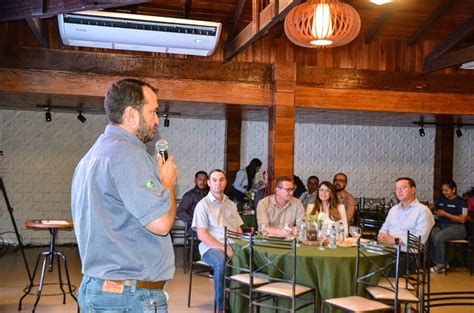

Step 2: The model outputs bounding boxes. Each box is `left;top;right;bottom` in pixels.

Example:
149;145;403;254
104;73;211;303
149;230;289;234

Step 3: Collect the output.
299;175;319;210
333;172;357;225
256;176;305;236
192;169;243;313
232;158;262;202
378;177;435;252
307;181;348;238
176;171;209;235
293;175;307;198
430;180;468;273
253;169;268;208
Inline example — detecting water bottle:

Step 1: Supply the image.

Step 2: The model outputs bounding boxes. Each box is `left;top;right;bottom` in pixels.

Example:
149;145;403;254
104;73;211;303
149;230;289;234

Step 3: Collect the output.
338;222;345;242
329;225;337;249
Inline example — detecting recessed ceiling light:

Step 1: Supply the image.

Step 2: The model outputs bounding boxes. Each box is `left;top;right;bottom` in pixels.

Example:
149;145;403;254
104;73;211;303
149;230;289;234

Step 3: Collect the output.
370;0;392;5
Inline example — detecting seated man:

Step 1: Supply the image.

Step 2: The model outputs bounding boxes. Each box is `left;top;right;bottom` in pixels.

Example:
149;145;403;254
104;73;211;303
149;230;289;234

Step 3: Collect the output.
299;175;319;210
192;169;243;313
378;177;435;251
256;176;305;237
333;172;357;225
177;170;209;234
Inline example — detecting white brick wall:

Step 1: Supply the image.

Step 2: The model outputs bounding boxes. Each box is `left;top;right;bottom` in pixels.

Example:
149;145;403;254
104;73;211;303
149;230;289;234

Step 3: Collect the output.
0;109;471;245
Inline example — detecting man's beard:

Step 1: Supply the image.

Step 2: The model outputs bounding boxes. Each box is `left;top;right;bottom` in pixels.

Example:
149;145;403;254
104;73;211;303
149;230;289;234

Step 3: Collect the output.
335;185;343;192
136;114;156;143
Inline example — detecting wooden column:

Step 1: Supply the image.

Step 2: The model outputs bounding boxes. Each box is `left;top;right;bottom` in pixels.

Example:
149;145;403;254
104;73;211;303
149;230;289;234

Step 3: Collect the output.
268;63;296;191
433;123;454;200
225;116;242;196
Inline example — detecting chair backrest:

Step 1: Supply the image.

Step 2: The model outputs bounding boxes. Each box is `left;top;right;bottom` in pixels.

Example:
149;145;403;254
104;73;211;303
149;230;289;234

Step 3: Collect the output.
355;239;401;308
362;197;386;211
251;236;297;291
406;231;429;305
358;213;385;240
224;227;253;278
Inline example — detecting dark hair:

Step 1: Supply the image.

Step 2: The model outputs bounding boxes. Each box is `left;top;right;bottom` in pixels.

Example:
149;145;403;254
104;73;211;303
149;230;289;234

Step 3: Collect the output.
104;78;157;124
276;176;292;187
208;169;226;178
333;173;348;182
311;181;341;221
195;171;208;178
396;177;416;188
441;180;457;193
245;158;262;191
307;176;319;183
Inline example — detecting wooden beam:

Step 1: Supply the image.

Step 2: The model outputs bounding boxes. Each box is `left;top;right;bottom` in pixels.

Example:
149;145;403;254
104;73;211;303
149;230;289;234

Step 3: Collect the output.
0;68;273;106
228;0;248;40
297;67;474;94
433;122;454;200
224;0;301;61
183;0;192;19
364;4;397;44
25;17;48;48
268;63;296;191
0;46;272;84
295;87;474;115
0;0;148;21
424;44;474;73
424;15;474;61
407;0;454;47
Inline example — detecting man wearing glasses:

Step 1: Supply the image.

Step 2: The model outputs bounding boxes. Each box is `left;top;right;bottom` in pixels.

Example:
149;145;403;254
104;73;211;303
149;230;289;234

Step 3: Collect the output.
333;173;357;225
256;176;305;237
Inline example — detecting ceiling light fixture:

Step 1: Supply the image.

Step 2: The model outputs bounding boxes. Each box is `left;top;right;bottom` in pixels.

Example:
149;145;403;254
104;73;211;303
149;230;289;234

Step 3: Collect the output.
369;0;392;5
456;127;463;137
45;107;52;122
284;0;361;48
163;114;170;127
77;110;87;123
419;125;425;137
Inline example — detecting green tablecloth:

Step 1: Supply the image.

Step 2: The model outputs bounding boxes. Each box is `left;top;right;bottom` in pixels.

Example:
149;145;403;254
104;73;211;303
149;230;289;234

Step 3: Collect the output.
229;242;388;313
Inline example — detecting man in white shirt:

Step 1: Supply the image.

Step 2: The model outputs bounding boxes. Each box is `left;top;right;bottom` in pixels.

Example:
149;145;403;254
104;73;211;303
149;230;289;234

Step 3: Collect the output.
192;169;243;313
378;177;435;251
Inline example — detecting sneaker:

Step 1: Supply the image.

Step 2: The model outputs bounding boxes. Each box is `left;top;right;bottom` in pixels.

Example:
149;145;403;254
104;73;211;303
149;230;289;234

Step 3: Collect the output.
430;264;449;273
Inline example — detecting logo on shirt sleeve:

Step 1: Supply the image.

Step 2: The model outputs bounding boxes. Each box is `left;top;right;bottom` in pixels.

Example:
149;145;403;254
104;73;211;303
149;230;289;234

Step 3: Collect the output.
146;180;155;189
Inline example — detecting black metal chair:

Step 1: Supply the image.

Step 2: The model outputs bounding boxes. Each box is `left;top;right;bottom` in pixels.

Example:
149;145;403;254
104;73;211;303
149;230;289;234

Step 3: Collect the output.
187;233;215;311
170;218;191;273
223;228;270;312
358;214;385;240
444;220;473;276
322;239;402;313
250;237;316;312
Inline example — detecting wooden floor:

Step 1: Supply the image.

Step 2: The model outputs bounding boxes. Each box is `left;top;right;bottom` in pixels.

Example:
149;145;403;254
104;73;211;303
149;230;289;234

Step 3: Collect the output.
0;245;472;313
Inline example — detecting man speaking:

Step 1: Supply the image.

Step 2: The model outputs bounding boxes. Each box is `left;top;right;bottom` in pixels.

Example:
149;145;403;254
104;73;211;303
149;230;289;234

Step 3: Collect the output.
71;78;178;312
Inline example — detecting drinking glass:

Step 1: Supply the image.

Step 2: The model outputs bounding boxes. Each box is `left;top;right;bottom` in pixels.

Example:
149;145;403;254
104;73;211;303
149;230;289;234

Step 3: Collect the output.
306;221;317;241
258;223;267;237
349;226;361;243
318;224;327;250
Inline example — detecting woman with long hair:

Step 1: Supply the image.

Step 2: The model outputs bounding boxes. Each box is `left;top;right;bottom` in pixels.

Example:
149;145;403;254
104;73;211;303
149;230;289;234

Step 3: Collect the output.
430;180;468;273
232;158;262;202
307;181;348;237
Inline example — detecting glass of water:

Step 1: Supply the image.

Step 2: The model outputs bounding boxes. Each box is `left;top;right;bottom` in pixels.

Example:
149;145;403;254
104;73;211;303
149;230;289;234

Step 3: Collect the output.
258;223;267;237
349;226;361;243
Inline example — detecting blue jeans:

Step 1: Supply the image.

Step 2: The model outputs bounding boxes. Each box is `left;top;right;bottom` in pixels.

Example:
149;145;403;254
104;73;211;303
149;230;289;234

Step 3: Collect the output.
202;248;226;310
430;224;466;265
78;276;169;313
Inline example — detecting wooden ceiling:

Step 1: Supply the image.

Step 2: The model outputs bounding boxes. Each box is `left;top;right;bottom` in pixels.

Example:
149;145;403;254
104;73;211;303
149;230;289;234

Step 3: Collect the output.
0;0;473;125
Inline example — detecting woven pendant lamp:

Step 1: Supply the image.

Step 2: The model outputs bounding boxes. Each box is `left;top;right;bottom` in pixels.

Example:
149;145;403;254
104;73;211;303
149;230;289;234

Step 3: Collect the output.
284;0;361;48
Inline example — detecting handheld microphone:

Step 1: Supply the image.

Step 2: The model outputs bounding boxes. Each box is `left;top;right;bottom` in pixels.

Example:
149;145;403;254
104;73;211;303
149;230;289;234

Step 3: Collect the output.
155;139;169;162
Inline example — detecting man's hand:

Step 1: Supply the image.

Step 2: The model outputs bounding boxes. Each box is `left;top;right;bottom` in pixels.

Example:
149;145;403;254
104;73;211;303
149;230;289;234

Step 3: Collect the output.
377;232;397;244
436;209;447;217
225;246;233;258
157;154;178;187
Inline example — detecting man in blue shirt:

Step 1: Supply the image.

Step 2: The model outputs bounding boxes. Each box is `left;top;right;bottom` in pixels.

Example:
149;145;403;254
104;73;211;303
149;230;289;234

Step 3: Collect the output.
72;79;178;312
177;171;209;234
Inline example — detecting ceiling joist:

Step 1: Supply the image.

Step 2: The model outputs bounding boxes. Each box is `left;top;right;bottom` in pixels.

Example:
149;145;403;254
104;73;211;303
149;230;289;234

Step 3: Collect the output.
26;17;48;48
365;4;397;44
224;0;302;61
407;0;454;47
0;0;149;22
424;16;474;73
228;0;248;40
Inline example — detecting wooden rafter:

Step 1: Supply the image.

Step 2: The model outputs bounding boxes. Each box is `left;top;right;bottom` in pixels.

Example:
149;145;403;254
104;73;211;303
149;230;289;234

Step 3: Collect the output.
424;16;474;73
183;0;192;19
407;0;454;47
26;17;48;48
0;0;149;22
365;4;397;44
224;0;301;61
228;0;248;40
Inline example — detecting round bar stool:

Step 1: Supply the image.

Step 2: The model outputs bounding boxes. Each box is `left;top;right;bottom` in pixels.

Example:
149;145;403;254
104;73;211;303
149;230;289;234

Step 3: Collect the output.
18;219;78;312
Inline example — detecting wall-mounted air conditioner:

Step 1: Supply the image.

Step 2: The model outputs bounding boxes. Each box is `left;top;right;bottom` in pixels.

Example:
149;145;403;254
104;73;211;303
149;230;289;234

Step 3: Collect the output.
58;10;222;56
